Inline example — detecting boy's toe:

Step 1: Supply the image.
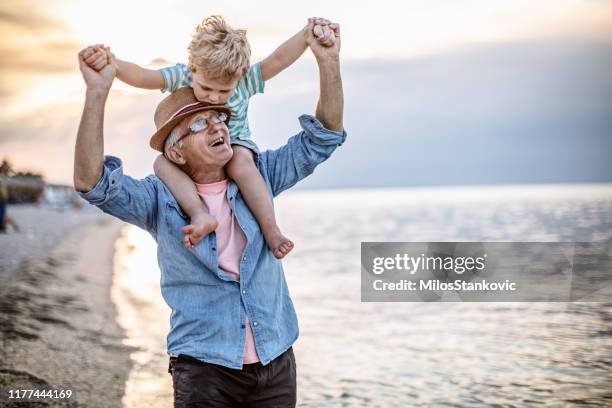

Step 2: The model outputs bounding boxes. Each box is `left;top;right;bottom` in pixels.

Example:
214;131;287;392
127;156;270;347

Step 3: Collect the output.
274;241;295;259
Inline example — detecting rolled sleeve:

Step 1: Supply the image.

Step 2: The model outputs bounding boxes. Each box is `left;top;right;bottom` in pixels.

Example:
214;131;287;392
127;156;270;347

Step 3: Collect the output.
261;115;347;197
298;114;347;146
79;156;158;234
79;156;123;206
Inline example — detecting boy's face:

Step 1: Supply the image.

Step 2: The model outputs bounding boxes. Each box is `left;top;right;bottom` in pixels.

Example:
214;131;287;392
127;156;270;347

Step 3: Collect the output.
192;71;239;105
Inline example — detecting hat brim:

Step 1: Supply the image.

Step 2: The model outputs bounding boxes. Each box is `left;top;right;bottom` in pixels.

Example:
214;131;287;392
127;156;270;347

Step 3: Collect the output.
149;105;232;152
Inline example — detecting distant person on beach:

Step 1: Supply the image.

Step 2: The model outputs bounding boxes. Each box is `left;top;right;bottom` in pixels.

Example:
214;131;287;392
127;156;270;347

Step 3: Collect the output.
74;20;343;408
0;171;7;232
80;16;337;259
0;168;18;233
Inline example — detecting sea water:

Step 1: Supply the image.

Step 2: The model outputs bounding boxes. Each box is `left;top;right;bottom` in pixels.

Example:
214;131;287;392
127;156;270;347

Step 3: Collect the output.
113;184;612;407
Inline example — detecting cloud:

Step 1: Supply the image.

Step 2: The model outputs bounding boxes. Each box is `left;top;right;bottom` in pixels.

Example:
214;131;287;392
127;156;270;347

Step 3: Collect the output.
0;41;82;74
0;0;86;120
0;6;62;30
251;37;612;187
0;90;163;184
1;36;611;187
0;2;85;117
0;2;80;73
149;58;175;66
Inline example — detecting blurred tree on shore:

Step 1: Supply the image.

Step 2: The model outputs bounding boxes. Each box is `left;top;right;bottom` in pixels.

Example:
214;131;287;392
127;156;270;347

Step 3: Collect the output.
1;158;44;203
1;158;42;178
0;159;14;176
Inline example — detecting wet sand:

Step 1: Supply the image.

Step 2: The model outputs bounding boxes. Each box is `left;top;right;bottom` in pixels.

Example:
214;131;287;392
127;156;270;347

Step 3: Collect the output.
0;207;132;407
0;205;101;286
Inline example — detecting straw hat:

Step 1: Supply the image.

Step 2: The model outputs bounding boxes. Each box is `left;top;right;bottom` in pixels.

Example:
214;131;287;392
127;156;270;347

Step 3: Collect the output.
149;87;231;152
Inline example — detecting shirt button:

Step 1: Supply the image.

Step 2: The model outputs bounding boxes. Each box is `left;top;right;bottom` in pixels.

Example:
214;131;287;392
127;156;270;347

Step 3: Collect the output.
242;256;247;261
253;322;258;326
242;290;246;294
241;324;245;329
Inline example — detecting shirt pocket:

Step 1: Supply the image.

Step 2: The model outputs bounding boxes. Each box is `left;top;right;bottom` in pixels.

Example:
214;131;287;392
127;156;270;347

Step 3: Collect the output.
164;200;189;239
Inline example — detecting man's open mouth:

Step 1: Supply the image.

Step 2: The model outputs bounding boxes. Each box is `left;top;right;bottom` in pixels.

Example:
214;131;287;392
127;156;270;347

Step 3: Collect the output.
209;137;224;147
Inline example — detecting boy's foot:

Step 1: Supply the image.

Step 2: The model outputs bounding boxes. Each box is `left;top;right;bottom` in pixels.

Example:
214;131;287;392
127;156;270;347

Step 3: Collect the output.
274;240;294;259
180;213;218;249
265;231;294;259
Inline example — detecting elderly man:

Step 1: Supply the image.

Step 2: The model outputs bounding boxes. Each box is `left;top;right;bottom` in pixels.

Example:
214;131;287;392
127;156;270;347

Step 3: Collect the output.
74;25;344;408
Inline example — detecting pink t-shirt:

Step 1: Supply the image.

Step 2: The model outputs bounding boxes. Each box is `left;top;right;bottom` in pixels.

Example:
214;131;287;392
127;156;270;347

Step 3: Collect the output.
195;179;260;364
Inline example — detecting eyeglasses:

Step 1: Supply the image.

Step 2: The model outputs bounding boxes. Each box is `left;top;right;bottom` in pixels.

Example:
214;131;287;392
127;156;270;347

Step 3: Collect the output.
175;112;228;145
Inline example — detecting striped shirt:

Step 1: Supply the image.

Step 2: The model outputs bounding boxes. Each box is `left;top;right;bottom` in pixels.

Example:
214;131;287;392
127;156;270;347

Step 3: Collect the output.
159;63;265;141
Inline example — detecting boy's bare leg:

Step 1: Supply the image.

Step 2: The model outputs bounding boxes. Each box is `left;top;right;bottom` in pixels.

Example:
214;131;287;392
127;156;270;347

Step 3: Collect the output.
154;155;217;248
227;146;294;259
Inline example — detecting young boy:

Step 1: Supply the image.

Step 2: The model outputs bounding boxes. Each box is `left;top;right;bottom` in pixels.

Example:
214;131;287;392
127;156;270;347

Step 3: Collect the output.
82;16;336;259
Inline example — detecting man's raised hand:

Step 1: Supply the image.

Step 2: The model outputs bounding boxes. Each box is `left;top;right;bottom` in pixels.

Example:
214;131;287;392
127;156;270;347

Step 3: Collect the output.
78;46;116;92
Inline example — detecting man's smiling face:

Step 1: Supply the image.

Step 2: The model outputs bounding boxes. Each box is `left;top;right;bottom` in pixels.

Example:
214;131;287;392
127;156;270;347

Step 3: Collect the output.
171;110;234;170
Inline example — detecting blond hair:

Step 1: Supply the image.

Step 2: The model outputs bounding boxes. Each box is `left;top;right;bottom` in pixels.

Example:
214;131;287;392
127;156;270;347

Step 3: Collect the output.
188;15;251;81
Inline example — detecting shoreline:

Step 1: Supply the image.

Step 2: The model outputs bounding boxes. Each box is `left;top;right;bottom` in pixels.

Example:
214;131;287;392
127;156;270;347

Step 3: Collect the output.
0;210;132;407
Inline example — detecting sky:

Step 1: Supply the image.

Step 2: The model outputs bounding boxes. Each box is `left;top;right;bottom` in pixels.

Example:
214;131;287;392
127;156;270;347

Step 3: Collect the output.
0;0;611;187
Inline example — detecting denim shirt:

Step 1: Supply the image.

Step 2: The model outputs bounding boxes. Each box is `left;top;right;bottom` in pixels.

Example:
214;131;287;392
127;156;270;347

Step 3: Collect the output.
79;115;346;369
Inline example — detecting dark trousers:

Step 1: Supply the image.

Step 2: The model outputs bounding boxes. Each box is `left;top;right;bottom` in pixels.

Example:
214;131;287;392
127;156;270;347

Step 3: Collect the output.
168;348;297;408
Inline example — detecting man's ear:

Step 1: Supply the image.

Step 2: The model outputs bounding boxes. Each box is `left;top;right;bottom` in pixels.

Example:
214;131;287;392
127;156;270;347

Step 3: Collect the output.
166;146;186;165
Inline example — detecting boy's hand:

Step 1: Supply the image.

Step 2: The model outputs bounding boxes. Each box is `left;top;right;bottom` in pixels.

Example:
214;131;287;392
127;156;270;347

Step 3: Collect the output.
81;44;109;71
310;17;337;47
309;21;341;61
313;25;336;47
78;47;116;92
104;46;120;73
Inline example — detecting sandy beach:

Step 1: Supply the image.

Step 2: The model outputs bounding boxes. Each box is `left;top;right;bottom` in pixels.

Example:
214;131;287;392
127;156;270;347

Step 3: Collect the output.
0;205;101;286
0;205;131;407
